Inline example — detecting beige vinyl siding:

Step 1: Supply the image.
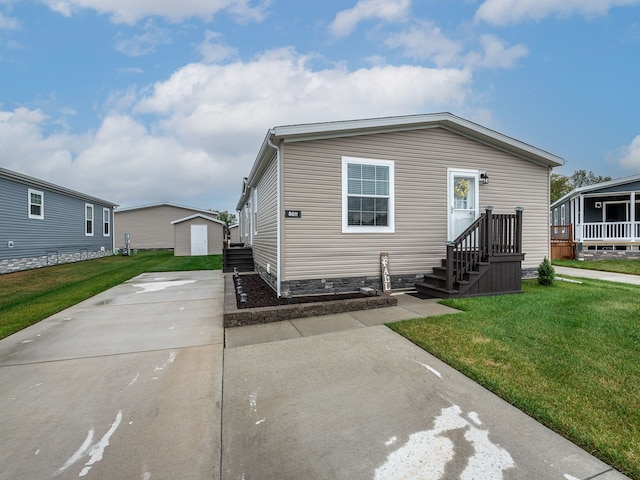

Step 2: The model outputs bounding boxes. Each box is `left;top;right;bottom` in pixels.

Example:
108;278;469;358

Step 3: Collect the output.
281;127;550;282
115;205;214;249
251;155;279;276
173;219;224;256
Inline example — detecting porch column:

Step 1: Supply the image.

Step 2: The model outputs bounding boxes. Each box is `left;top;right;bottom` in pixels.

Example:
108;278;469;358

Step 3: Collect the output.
579;195;584;242
571;198;576;241
631;192;636;242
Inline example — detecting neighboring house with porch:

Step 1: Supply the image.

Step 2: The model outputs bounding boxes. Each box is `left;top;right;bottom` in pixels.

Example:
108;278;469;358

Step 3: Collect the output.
235;113;563;298
114;203;219;251
550;174;640;259
0;167;117;274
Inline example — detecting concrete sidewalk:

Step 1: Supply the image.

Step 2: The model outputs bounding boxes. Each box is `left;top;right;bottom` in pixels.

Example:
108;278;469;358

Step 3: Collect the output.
555;265;640;285
222;290;632;480
225;292;460;347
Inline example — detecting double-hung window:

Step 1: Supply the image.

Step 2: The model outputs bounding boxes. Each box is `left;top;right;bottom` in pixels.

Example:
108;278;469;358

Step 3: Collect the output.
28;189;44;219
342;156;394;233
85;204;94;236
103;208;110;236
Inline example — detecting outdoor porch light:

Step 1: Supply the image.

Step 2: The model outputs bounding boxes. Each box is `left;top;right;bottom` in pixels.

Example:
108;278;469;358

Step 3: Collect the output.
480;171;489;185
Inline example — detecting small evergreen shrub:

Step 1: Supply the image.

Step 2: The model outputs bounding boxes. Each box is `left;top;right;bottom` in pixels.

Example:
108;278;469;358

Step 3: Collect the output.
537;257;555;286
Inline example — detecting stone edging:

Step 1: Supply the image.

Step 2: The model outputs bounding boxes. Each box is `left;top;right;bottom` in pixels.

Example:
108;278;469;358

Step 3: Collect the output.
223;273;397;328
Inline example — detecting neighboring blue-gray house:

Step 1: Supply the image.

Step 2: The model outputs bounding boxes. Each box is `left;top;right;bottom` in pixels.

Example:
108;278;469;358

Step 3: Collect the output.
0;167;118;274
550;173;640;259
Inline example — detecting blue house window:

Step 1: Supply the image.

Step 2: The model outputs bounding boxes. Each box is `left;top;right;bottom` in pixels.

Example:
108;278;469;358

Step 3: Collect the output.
103;208;110;236
28;189;44;219
85;204;94;236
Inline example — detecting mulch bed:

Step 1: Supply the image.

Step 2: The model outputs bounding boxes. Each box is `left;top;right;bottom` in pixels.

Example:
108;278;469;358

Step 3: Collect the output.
234;274;366;309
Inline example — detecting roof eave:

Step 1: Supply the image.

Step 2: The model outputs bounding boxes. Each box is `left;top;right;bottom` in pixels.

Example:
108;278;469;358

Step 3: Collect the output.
0;167;118;207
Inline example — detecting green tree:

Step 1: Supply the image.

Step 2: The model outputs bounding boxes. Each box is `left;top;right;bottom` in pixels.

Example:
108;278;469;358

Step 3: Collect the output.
550;173;572;203
550;169;613;202
217;210;237;227
570;169;612;188
537;257;555;286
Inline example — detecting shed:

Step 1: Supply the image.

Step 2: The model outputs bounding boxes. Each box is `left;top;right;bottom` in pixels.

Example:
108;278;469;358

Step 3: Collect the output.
171;214;225;256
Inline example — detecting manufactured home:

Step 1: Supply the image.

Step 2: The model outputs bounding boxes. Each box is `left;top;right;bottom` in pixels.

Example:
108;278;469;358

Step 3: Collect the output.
551;174;640;259
0;167;117;274
236;113;563;298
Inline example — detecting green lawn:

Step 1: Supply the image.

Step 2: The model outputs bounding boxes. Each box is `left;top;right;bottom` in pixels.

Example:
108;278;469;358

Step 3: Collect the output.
389;279;640;479
0;251;222;340
554;258;640;275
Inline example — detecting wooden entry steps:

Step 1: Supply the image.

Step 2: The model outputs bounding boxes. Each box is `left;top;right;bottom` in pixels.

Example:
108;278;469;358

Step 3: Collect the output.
416;207;525;298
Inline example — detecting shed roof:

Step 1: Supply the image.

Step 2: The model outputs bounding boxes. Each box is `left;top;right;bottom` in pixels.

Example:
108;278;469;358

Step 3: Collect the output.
0;167;118;207
238;112;564;210
170;213;226;226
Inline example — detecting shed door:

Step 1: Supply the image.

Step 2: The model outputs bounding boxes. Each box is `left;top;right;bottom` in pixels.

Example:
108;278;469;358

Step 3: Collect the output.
448;169;479;241
190;225;208;256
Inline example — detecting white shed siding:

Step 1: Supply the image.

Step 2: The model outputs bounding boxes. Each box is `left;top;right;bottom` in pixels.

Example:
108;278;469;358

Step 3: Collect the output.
251;155;278;275
280;128;550;282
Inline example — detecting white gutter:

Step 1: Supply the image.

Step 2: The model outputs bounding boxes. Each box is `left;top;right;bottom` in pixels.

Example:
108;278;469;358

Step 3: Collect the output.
267;135;282;297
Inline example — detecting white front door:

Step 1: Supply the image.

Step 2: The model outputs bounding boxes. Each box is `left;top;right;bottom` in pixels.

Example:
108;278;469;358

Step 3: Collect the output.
190;224;208;256
448;169;480;241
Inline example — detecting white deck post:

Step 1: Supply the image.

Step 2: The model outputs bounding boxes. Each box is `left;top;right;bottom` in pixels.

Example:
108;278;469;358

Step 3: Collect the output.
631;191;636;243
579;195;584;242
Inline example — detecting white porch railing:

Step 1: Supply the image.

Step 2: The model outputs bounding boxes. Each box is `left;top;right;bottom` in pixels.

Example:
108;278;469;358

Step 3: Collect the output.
579;222;638;241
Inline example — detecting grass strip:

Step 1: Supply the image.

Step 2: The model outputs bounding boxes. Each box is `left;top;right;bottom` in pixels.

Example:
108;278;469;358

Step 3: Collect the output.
388;279;640;479
0;251;222;339
554;258;640;275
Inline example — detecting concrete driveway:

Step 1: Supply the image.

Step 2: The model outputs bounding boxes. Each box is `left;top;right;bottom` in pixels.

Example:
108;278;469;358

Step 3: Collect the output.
222;323;630;480
0;269;631;479
0;270;223;480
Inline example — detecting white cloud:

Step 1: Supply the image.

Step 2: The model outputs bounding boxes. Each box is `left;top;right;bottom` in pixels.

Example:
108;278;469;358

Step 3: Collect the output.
384;23;527;70
384;20;462;67
0;12;20;30
464;34;528;69
329;0;411;38
0;48;476;211
39;0;269;24
135;48;472;155
115;20;172;57
476;0;640;25
616;134;640;169
197;30;238;63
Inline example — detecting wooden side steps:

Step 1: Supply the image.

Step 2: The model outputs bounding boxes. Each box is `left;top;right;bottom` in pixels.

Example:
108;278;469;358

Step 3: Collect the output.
415;259;490;298
223;246;254;273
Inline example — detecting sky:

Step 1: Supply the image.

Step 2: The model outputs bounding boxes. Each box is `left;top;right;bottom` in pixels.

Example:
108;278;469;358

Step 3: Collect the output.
2;0;640;214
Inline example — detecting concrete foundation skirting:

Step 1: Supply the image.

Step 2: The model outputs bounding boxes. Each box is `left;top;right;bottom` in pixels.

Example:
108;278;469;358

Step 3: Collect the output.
223;274;397;328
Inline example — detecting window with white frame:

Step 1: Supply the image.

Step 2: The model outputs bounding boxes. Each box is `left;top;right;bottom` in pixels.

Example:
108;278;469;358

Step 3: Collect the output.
252;189;258;235
85;204;94;236
553;208;558;225
604;201;628;222
342;156;394;233
560;204;566;224
103;208;110;236
28;189;44;219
